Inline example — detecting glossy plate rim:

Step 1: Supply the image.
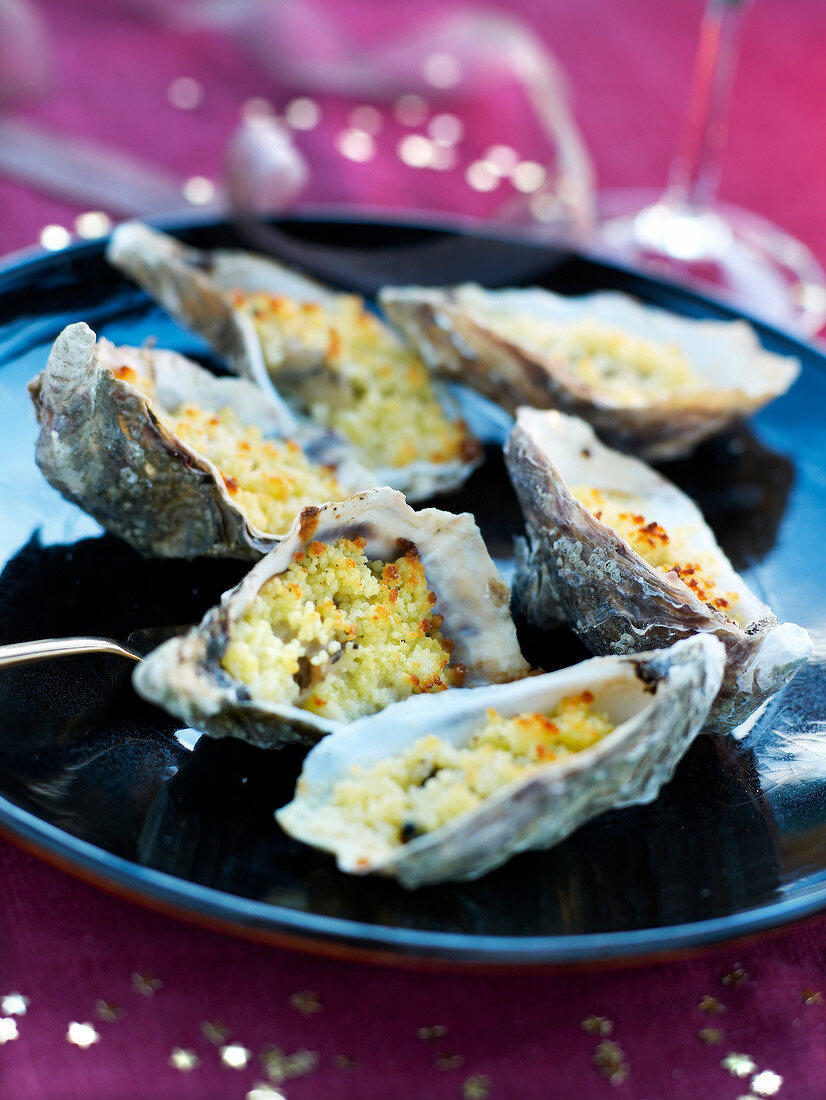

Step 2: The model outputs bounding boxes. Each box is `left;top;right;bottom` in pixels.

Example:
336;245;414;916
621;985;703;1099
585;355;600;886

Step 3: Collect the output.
1;210;824;969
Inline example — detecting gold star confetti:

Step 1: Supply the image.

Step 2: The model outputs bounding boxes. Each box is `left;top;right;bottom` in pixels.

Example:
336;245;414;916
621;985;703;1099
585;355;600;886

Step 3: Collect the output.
435;1052;465;1070
699;995;726;1014
334;1054;359;1071
0;1018;19;1044
74;211;113;240
260;1046;318;1082
131;973;162;998
802;989;822;1005
462;1075;492;1100
40;225;72;251
221;1043;252;1070
67;1021;100;1048
201;1020;230;1045
698;1027;724;1045
181;176;215;206
1;993;29;1017
751;1070;783;1096
289;990;322;1018
722;966;750;986
417;1025;448;1041
247;1086;287;1100
95;1000;123;1023
592;1041;629;1085
721;1053;757;1078
169;1048;200;1072
284;97;320;131
336;129;376;163
581;1015;614;1035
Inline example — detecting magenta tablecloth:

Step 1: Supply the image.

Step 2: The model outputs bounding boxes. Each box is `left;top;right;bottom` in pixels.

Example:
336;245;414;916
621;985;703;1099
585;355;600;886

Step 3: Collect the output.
2;2;826;1098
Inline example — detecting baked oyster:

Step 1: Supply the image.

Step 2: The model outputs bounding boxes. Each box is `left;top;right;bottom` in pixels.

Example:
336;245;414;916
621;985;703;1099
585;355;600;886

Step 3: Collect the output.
106;222;482;499
505;407;812;730
133;487;530;747
277;635;725;887
380;283;800;459
29;322;375;559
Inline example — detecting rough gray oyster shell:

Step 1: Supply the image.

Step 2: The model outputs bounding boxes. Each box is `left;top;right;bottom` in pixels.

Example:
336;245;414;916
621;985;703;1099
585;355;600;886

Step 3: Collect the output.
133;487;530;748
28;322;375;559
276;635;725;887
505;407;811;731
380;283;800;459
106;222;482;500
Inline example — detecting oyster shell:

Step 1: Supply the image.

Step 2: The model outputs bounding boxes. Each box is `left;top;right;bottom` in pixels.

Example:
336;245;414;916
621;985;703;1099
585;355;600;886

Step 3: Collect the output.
276;635;725;887
106;222;482;499
505;407;812;730
133;487;530;747
380;283;800;459
29;322;375;559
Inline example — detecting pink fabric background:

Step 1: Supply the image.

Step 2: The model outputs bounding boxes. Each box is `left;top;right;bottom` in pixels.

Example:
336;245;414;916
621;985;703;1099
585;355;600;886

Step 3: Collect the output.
2;2;826;1097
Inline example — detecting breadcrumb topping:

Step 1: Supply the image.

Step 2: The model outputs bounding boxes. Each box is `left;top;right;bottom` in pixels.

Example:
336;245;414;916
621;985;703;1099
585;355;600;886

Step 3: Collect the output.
232;292;479;470
480;314;700;405
573;485;743;622
221;536;464;720
112;364;345;533
310;692;614;851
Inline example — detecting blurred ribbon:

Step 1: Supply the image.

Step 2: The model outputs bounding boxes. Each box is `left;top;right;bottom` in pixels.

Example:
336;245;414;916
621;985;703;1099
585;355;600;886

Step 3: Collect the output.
0;0;594;242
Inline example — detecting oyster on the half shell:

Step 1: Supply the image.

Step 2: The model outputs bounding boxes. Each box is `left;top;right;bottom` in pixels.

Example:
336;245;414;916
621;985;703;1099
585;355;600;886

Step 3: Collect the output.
106;222;482;500
133;487;530;747
276;635;725;887
29;323;375;559
380;283;800;460
505;407;811;730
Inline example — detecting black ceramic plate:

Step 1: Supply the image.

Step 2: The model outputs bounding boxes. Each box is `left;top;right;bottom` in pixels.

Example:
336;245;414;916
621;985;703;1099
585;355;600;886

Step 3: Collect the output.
1;215;825;967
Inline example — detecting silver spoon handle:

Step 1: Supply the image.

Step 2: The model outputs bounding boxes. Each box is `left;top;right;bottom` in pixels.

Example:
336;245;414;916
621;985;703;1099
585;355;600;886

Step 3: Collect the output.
0;637;141;669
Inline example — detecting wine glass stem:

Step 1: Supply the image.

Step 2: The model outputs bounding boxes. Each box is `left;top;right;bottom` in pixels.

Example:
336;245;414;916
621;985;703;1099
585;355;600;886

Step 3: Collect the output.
664;0;749;213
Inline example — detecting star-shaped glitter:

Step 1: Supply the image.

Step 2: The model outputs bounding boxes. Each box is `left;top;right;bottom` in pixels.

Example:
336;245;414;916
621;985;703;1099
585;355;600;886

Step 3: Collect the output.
751;1070;783;1096
699;995;726;1014
801;989;822;1005
721;1053;757;1078
581;1015;613;1035
289;990;322;1018
1;993;29;1017
592;1040;624;1067
462;1075;492;1100
698;1027;724;1045
95;1000;123;1023
0;1018;19;1044
591;1040;629;1084
169;1048;200;1072
131;973;162;998
221;1043;252;1070
722;966;749;986
67;1022;100;1048
417;1024;447;1040
435;1051;465;1070
201;1020;231;1045
247;1085;286;1100
260;1046;318;1082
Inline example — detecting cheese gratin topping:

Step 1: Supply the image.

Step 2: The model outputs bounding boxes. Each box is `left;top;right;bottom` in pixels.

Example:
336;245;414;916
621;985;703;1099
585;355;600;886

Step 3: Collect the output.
221;537;465;721
231;292;479;471
573;485;743;623
479;315;700;405
111;364;345;533
311;693;614;851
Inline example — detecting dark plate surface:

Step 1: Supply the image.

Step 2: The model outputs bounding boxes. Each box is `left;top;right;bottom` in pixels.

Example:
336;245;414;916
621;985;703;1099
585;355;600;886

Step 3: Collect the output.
1;215;825;967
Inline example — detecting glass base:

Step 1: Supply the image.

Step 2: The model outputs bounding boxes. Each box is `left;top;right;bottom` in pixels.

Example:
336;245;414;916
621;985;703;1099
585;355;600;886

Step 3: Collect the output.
592;188;826;335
